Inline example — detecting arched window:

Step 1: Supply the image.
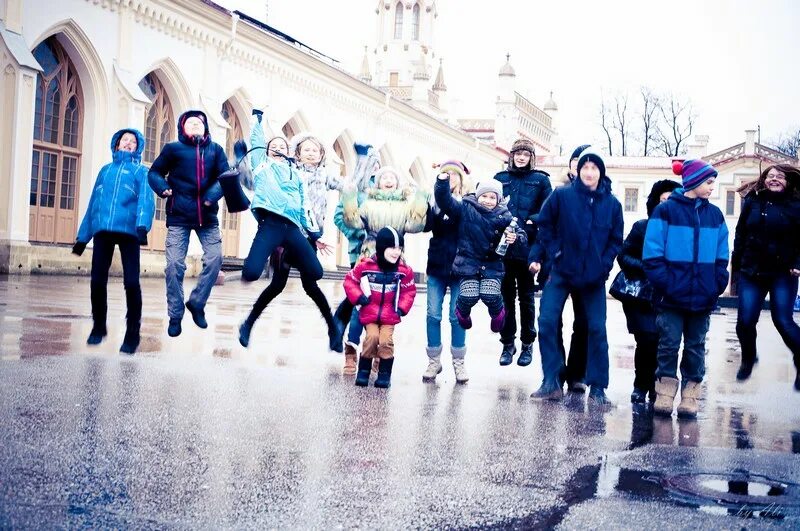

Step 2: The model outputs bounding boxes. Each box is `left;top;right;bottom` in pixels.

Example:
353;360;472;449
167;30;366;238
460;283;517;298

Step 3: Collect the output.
412;3;420;40
394;2;404;39
219;100;243;256
30;36;83;244
138;72;175;251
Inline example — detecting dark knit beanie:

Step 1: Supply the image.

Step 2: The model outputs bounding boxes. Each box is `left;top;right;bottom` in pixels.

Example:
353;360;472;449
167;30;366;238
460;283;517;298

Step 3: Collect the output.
673;159;718;192
376;226;404;271
576;148;606;179
570;144;591;162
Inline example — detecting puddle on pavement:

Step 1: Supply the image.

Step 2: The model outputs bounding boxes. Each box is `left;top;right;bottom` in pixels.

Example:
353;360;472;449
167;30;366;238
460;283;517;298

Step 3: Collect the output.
565;461;800;522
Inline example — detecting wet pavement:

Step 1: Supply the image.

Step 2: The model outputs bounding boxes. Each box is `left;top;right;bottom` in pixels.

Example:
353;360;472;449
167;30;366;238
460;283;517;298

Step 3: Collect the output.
1;275;799;528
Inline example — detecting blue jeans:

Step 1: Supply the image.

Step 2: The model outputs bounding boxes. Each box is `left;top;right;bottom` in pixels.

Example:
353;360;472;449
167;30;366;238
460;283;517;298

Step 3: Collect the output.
347;306;364;345
736;273;800;368
426;275;466;349
655;308;710;382
537;272;609;389
165;225;222;319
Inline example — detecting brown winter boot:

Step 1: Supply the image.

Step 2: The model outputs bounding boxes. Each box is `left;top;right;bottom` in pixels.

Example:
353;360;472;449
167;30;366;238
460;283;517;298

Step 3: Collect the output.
653;377;679;417
677;380;702;418
343;342;358;376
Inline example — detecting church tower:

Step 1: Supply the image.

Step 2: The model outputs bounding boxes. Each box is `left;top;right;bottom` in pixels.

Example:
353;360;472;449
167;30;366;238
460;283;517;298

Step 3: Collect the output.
373;1;437;98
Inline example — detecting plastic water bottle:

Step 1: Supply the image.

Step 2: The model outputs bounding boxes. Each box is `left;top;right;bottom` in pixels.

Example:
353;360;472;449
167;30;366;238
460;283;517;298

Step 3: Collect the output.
495;217;518;256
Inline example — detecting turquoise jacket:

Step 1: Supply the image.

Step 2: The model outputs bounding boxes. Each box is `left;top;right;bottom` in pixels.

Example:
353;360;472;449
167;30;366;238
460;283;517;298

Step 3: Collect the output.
248;120;306;229
76;129;154;242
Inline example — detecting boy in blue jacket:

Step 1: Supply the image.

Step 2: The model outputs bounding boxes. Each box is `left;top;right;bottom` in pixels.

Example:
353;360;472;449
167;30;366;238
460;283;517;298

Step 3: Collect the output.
643;159;729;418
73;129;155;354
528;149;624;405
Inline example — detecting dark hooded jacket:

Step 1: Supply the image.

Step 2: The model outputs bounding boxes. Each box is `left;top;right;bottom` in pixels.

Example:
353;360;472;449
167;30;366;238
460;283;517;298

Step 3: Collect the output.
434;176;526;280
618;180;682;280
148;110;227;228
493;165;552;261
731;189;800;278
529;175;624;289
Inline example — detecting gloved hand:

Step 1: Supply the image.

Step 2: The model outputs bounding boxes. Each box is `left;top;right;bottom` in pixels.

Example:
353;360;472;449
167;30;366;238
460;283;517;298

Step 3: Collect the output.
72;241;87;256
357;295;369;306
252;109;263;123
397;308;406;317
136;227;148;246
353;143;372;156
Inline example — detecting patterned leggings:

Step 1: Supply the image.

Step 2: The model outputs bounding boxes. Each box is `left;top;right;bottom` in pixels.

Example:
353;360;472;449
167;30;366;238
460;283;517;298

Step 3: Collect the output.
457;277;504;317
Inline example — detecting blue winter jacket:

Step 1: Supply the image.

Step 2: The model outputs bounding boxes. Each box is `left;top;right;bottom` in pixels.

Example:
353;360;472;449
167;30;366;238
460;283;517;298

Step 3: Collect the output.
529;176;624;289
247;118;307;230
76;129;155;243
643;190;730;312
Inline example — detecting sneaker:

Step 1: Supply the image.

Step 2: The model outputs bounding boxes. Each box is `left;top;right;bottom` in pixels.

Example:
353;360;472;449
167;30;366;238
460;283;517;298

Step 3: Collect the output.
86;326;107;345
517;342;533;366
422;357;443;382
185;301;208;329
530;381;564;401
489;307;506;333
453;358;469;384
499;343;516;366
588;386;615;408
168;318;182;337
238;320;252;348
455;307;472;329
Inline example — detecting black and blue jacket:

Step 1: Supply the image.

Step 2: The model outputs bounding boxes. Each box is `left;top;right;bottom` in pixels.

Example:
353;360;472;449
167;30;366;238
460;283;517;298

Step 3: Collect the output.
529;175;624;289
148;110;226;228
434;177;525;280
643;190;730;312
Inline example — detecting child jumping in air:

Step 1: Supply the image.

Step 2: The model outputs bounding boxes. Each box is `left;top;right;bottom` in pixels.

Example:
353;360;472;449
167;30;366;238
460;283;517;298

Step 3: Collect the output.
344;227;416;388
434;172;525;334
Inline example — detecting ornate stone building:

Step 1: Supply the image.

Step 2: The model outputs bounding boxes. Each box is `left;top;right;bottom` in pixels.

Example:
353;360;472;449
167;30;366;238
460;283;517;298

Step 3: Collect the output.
0;0;526;275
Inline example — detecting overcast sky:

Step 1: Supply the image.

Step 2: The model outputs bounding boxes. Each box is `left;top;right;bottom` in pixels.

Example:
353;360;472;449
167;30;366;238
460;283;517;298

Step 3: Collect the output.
217;0;799;155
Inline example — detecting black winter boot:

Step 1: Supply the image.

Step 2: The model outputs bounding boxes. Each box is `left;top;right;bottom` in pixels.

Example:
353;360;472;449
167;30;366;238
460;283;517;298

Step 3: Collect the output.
517;342;534;366
120;286;142;354
374;358;395;389
355;356;372;387
87;282;108;345
499;343;516;366
238;319;254;348
736;351;757;381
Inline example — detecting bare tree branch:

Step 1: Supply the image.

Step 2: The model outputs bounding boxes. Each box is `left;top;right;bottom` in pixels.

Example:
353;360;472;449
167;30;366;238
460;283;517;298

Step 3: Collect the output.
655;93;695;157
599;93;614;156
768;127;800;158
612;92;630;156
639;86;660;156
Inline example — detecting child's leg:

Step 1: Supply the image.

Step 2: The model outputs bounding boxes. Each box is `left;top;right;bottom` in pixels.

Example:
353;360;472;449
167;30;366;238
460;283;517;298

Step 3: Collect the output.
679;312;711;383
362;323;380;359
89;232;115;340
374;324;396;388
456;278;480;316
479;278;504;317
377;324;395;360
118;233;142;353
655;308;684;379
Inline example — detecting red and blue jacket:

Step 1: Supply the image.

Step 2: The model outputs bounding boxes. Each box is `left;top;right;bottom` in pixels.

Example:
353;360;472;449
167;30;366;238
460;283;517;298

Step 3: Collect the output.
643;190;730;312
343;256;416;326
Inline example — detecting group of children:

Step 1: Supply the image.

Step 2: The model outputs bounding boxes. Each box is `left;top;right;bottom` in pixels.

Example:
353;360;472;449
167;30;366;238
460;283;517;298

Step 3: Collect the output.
73;108;800;417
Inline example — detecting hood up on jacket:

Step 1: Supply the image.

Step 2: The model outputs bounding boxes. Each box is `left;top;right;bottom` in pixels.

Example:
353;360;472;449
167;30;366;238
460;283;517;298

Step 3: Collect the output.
109;128;146;162
646;179;682;217
177;109;211;146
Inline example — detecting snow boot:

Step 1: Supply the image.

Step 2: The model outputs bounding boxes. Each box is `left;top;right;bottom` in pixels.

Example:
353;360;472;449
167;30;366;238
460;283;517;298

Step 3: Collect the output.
653;376;679;417
422;345;443;382
677;380;702;419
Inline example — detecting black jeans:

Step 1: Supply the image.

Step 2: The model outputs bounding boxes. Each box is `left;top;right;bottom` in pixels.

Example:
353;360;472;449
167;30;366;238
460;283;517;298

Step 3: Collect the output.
736;273;800;369
556;294;588;385
242;210;323;282
90;231;141;330
247;238;335;335
500;259;537;345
